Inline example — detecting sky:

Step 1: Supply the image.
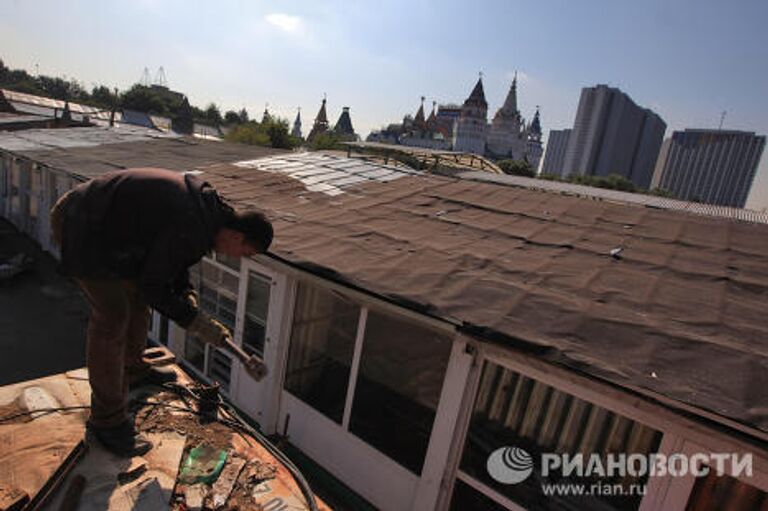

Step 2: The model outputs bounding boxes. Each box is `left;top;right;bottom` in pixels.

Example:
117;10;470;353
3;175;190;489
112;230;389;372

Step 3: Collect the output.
1;0;767;208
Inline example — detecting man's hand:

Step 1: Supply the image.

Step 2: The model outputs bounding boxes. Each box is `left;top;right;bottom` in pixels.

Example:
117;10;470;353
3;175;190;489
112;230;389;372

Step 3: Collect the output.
187;311;230;347
184;289;198;309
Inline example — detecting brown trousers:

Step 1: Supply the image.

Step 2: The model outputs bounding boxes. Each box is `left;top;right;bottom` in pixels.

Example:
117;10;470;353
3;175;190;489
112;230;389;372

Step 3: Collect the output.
51;192;150;427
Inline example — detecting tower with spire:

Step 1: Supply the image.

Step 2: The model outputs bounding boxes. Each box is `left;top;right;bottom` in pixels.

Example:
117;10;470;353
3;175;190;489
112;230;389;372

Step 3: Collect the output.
307;96;329;142
291;107;302;139
261;104;271;124
526;107;543;167
453;75;488;154
333;107;358;141
487;73;525;158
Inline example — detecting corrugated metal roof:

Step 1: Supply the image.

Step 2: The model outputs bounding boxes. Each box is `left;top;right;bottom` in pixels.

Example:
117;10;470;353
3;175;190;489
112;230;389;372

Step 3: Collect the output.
458;171;768;224
0;126;176;152
2;89;112;120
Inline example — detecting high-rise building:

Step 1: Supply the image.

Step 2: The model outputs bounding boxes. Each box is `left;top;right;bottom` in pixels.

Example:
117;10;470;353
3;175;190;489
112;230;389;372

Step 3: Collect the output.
561;84;666;189
541;129;571;176
652;129;766;207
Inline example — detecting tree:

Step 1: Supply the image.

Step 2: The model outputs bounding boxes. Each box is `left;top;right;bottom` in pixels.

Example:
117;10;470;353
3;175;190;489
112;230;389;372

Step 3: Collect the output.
309;132;345;150
121;84;168;114
90;85;117;109
225;118;299;149
224;110;241;125
225;122;271;146
172;96;194;134
238;108;249;123
204;103;222;126
498;159;536;177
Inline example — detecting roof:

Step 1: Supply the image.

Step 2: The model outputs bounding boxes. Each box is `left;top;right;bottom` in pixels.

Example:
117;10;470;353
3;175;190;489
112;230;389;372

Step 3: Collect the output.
121;109;157;129
463;77;487;109
1;89;115;124
458;170;768;225
0;364;329;510
0;128;285;179
199;153;768;439
0;125;177;154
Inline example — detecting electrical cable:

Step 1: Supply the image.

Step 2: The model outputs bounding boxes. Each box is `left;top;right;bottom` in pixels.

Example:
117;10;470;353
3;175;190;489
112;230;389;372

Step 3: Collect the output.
0;387;319;510
0;405;90;423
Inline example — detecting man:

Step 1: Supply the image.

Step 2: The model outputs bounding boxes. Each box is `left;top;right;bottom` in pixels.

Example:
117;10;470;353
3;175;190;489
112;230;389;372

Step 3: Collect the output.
50;167;273;457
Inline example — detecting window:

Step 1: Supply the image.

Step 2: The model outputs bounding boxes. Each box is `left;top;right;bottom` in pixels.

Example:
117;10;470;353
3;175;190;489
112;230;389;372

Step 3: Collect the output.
159;315;169;345
214;252;241;272
285;283;360;424
349;309;452;474
284;281;453;475
207;347;233;391
453;361;662;511
185;335;206;373
184;259;239;392
242;271;271;357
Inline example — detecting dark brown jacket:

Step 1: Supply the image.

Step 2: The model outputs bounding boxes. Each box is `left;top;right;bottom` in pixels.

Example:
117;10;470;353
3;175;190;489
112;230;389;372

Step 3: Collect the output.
59;168;229;327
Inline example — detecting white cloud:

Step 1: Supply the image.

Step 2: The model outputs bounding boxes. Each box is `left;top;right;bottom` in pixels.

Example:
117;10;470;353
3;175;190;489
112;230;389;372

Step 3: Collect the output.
265;13;302;33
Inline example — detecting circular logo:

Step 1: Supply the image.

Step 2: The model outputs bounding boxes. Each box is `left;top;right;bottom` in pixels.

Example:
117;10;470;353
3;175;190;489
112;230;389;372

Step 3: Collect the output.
487;446;534;484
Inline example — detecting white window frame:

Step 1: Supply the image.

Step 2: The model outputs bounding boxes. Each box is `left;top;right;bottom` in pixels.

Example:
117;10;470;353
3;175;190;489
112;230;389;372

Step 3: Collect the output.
274;274;473;511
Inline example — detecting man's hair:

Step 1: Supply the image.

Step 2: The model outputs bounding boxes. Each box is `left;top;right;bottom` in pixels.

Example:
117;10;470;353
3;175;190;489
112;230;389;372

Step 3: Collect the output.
224;209;274;252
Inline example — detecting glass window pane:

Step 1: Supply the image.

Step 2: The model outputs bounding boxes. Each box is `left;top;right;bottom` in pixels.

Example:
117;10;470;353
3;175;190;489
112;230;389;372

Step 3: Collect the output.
246;273;271;321
243;317;266;357
349;309;452;475
215;252;241;272
449;479;510;511
284;283;361;424
242;271;271;357
207;347;232;391
458;361;662;511
185;334;206;373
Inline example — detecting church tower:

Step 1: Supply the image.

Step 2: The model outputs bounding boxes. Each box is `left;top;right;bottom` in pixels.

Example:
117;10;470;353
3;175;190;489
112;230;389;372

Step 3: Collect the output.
291;107;302;139
526;107;544;169
487;73;526;158
308;96;329;142
453;75;488;154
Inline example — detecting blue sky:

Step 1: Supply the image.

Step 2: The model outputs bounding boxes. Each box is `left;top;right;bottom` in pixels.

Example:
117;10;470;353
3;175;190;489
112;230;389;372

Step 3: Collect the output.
2;0;767;208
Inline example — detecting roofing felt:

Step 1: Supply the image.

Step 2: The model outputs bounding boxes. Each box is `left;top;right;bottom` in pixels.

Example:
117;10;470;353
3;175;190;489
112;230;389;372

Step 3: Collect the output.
2;132;285;178
458;171;768;225
199;153;768;438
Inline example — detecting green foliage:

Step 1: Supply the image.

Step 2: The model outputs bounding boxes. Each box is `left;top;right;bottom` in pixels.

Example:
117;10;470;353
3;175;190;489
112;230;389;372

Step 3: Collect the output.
225;118;299;149
204;103;222;126
224;110;241;125
497;159;536;177
121;84;172;115
172;96;194;134
649;187;674;197
567;173;636;192
309;132;345;150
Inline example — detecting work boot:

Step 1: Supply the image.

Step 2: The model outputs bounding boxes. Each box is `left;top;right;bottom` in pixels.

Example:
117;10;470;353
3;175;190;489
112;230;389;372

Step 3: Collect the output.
128;364;178;388
87;420;153;457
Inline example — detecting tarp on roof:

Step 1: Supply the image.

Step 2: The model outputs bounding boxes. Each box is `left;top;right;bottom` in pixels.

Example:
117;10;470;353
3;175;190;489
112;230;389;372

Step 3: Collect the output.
200;153;768;438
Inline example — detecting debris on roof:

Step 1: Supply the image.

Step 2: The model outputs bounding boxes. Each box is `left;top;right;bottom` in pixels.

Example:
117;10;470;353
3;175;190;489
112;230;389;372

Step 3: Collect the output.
0;351;329;510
